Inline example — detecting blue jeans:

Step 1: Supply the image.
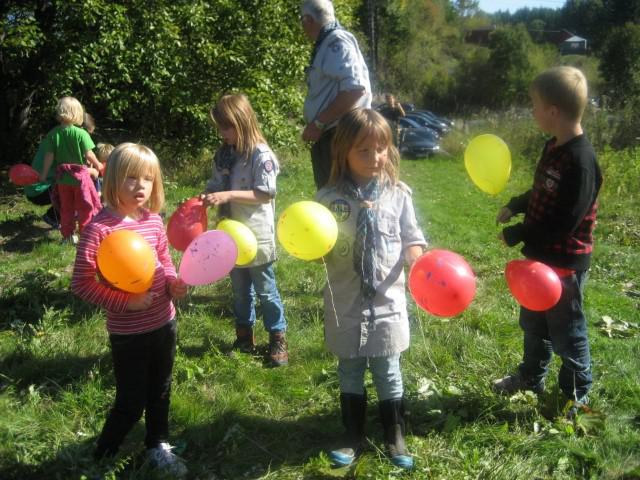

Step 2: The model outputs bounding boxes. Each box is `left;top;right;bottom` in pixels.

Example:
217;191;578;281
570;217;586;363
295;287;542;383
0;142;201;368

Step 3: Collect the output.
229;262;286;333
338;354;403;401
518;270;592;401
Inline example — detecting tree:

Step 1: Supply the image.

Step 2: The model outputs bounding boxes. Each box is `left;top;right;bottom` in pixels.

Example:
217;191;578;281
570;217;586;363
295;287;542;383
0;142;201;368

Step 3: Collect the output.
487;25;536;107
599;22;640;101
0;0;313;168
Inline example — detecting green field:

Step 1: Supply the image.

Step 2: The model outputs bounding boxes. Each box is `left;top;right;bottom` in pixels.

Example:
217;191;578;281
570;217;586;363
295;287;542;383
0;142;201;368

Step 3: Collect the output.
1;141;639;479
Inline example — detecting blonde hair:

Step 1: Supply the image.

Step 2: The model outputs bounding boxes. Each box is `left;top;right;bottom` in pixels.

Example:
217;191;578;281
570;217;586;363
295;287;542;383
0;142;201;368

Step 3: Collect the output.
56;96;85;125
329;108;399;187
530;66;588;122
209;94;266;159
102;143;165;213
96;143;115;163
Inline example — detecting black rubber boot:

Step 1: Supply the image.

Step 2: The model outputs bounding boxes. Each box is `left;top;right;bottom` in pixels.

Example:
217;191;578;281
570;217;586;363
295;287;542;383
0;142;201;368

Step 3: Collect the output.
379;398;413;469
329;392;367;467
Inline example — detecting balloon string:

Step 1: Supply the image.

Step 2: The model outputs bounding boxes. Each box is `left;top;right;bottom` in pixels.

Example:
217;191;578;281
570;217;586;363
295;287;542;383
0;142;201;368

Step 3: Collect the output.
321;256;339;328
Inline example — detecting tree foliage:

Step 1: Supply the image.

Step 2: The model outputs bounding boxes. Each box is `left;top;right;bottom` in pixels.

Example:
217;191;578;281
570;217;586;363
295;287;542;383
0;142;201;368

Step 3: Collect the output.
1;0;311;167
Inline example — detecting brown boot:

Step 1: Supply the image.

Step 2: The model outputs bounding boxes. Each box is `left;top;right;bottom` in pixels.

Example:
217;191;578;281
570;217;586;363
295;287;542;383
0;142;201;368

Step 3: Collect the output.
232;326;255;353
268;331;288;367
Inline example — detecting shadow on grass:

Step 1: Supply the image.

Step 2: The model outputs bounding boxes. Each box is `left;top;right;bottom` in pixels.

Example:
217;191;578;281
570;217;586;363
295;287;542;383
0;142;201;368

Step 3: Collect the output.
0;268;98;332
0;350;110;396
0;211;56;253
0;409;345;480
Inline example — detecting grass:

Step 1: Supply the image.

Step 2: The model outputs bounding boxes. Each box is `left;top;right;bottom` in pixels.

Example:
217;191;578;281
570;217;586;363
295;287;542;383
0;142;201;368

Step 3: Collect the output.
0;131;639;479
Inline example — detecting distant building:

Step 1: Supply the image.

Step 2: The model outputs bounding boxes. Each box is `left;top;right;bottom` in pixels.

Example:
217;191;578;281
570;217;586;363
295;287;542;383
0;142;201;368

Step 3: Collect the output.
560;35;588;55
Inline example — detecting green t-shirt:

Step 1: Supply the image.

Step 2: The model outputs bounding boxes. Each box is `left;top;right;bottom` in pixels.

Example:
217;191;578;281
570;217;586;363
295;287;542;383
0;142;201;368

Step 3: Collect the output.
24;141;55;197
44;125;95;185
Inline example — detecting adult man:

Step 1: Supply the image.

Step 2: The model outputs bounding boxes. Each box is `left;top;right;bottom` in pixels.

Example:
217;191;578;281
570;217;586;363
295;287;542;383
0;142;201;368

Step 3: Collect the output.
301;0;372;190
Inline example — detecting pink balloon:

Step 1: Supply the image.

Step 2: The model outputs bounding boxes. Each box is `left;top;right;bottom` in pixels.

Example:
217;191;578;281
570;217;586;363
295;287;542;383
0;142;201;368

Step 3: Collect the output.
179;230;238;286
408;249;476;317
505;260;562;311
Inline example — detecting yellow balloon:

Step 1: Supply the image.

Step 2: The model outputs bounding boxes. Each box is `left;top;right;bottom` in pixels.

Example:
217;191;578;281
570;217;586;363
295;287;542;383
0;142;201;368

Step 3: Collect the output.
464;134;512;195
217;219;258;266
97;230;156;293
277;201;338;260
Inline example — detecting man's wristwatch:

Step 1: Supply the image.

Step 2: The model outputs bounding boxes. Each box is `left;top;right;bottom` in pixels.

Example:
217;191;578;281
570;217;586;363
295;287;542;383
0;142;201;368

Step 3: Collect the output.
313;118;326;130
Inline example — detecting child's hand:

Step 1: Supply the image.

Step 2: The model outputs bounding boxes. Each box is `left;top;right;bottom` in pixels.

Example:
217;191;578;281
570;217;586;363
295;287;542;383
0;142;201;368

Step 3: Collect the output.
201;191;231;206
496;207;514;225
88;167;100;180
404;245;425;268
168;278;188;300
127;292;157;311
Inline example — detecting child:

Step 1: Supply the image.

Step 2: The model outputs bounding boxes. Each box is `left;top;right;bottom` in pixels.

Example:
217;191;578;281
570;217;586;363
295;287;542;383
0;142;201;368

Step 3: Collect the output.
92;142;115;195
39;97;102;244
316;108;427;469
493;66;602;419
71;143;188;476
201;93;288;367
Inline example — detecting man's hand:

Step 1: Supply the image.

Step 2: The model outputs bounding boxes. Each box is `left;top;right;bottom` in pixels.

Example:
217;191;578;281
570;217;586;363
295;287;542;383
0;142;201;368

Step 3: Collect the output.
302;123;322;143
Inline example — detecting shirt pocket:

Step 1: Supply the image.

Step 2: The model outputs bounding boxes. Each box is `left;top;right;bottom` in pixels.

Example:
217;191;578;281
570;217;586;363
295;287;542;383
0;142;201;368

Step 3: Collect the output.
377;216;402;266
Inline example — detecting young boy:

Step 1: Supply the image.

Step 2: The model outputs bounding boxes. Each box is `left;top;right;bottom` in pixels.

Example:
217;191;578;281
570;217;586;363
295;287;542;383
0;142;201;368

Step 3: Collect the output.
493;66;602;418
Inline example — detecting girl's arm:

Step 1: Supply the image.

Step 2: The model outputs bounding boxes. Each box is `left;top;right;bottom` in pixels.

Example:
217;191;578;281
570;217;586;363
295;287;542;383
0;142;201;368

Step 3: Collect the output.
404;245;425;268
39;152;54;182
202;189;270;206
155;219;186;300
85;149;102;170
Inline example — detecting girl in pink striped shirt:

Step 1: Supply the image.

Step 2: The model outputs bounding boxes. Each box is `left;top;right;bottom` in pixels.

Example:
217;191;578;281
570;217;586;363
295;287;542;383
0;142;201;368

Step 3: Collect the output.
71;143;188;476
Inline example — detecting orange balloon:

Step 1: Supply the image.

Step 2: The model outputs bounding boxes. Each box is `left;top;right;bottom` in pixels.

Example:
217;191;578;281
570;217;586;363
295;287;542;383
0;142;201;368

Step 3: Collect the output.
97;230;156;293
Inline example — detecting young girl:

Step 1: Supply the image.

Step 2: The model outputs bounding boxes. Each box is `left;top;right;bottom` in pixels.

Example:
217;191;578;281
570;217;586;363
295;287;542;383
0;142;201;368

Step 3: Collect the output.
71;143;188;476
316;108;427;469
200;93;288;367
39;97;102;244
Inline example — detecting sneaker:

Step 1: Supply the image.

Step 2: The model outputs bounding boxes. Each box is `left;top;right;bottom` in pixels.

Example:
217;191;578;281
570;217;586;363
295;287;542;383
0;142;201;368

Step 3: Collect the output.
268;331;288;367
492;373;544;395
231;326;256;353
42;212;60;229
60;234;79;246
147;442;187;478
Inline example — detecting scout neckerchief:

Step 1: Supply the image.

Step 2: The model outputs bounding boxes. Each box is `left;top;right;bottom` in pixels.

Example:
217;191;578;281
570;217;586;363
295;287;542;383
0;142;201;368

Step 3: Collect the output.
344;177;382;321
309;21;341;67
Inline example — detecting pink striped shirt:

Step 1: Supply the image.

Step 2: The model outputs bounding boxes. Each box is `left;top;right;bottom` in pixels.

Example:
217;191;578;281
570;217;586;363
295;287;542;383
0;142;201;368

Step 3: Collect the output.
72;208;177;335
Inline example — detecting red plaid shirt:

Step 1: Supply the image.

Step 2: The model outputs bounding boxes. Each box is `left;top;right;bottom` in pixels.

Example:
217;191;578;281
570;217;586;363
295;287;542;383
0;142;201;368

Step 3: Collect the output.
503;135;602;270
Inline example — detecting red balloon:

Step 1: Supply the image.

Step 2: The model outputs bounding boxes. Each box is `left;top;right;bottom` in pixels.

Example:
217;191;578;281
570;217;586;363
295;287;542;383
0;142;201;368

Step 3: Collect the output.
167;197;208;251
409;249;476;317
505;260;562;311
9;164;40;186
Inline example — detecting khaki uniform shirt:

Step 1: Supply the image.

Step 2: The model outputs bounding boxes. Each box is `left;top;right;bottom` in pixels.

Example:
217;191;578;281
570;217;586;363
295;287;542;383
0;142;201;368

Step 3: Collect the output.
205;144;278;267
316;182;427;358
